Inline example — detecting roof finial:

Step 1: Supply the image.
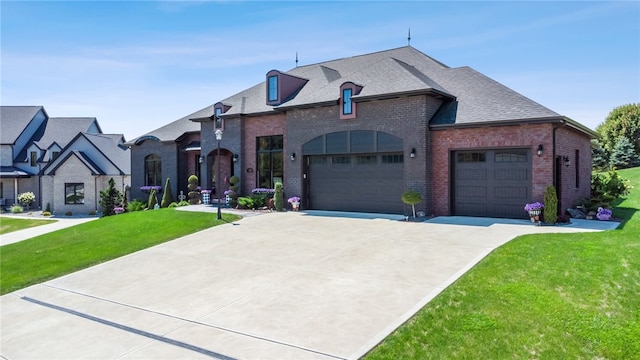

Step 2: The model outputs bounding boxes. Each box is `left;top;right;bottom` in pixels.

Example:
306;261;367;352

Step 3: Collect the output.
295;51;299;67
408;27;411;46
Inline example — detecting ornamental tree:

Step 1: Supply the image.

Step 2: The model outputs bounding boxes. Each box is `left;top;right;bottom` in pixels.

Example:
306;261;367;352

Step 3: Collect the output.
402;190;422;218
99;178;123;217
17;192;36;211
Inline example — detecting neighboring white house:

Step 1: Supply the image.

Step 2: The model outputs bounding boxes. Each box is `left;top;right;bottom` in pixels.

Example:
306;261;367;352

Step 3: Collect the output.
0;106;130;214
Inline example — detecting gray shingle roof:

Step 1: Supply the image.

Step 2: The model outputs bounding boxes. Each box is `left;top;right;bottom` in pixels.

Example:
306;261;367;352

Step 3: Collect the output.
0;106;45;144
84;133;130;174
127;107;205;145
35;117;101;150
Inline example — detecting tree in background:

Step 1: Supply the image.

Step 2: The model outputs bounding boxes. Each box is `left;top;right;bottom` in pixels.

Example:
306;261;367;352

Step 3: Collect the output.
596;103;639;167
591;141;609;171
609;136;639;169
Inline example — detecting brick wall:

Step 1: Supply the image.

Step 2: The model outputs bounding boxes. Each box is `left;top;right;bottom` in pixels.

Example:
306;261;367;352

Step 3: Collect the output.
130;140;177;202
285;95;443;214
242;113;286;194
555;126;592;212
431;123;554;215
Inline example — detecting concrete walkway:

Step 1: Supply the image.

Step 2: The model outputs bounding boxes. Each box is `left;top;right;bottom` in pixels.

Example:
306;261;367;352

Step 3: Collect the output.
0;213;98;246
0;208;620;359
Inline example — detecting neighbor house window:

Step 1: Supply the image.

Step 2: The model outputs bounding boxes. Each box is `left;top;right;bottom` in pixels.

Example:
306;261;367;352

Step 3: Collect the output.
268;75;278;102
256;135;283;189
65;183;84;204
214;107;223;129
145;154;162;186
342;88;353;115
51;151;60;161
30;151;37;166
575;149;580;188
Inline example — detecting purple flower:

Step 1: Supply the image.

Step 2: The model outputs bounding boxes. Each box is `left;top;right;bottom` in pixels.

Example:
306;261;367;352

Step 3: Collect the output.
597;207;612;216
524;202;544;211
224;190;234;195
200;189;212;194
252;188;275;194
140;185;162;192
288;196;300;203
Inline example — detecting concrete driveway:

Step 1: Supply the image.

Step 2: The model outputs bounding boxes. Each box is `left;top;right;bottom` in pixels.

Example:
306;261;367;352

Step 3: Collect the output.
0;210;615;359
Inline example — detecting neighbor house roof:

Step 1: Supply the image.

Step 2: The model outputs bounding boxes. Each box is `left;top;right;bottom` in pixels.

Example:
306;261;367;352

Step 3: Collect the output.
34;117;102;150
0;106;46;144
43;133;130;175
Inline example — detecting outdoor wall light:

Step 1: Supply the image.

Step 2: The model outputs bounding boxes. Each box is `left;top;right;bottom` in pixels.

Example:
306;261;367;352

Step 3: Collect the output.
410;148;416;158
199;155;204;164
563;155;571;167
291;153;296;161
537;144;543;156
233;154;239;162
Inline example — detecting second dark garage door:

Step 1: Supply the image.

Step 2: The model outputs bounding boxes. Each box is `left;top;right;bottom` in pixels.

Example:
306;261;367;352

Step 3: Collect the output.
305;153;405;214
453;149;531;218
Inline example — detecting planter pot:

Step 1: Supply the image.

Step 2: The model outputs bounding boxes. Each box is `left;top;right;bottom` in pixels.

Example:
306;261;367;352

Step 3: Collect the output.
291;202;300;211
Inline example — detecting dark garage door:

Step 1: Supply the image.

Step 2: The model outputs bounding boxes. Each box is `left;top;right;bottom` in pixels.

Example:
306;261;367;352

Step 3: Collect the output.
306;153;404;214
453;149;531;218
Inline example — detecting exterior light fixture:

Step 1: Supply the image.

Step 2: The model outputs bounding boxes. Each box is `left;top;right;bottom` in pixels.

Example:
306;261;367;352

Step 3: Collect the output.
233;154;239;162
410;148;416;158
290;153;296;161
563;155;571;167
199;155;204;164
537;144;543;156
215;129;223;220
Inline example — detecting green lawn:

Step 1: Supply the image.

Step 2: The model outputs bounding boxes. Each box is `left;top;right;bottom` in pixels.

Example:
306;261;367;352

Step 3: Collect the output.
0;209;240;295
0;217;57;235
365;167;640;360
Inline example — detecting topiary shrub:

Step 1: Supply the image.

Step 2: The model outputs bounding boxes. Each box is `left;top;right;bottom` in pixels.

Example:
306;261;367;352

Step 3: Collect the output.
147;188;158;209
161;178;174;208
42;211;51;217
402;190;422;218
274;182;284;211
17;192;36;212
187;175;199;205
543;185;558;224
45;202;51;213
228;175;240;208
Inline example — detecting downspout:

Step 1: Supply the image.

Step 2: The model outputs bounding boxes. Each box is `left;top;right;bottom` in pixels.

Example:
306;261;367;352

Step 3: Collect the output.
552;120;568;213
95;176;98;213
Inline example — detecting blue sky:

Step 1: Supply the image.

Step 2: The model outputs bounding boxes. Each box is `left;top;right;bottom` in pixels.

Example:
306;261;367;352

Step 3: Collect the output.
2;1;639;140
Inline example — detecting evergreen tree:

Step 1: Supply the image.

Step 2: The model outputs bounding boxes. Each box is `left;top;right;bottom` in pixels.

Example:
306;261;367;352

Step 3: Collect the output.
596;103;640;156
99;178;123;217
591;141;609;171
609;136;639;169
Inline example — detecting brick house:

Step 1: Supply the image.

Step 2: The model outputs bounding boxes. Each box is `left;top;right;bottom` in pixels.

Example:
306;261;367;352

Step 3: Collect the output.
130;46;596;218
1;106;130;214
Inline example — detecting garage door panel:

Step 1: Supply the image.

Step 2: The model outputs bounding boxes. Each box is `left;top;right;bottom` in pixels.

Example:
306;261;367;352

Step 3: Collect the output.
308;154;403;213
454;149;531;218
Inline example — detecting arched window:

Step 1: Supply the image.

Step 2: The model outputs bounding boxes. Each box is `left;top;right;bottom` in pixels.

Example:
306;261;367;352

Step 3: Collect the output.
145;154;162;186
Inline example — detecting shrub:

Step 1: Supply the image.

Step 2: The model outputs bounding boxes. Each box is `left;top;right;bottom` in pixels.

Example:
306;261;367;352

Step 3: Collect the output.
228;176;240;208
147;188;158;209
11;205;23;213
402;190;422;218
99;178;124;217
543;185;558;224
188;175;199;205
127;200;146;212
42;211;51;217
238;196;255;209
88;210;97;216
178;200;190;207
45;202;51;213
65;211;72;216
17;192;36;211
589;169;631;210
168;202;179;208
274;182;284;211
161;178;174;208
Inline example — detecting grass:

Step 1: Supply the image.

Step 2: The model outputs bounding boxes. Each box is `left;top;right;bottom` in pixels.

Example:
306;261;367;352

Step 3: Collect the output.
0;217;57;235
365;167;640;360
0;208;240;295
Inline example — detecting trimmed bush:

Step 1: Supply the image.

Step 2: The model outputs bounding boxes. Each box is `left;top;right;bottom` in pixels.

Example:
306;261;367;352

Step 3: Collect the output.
402;190;422;218
188;175;199;205
147;188;158;209
543;185;558;224
11;205;23;213
161;178;174;208
42;211;51;217
127;200;146;212
274;182;284;211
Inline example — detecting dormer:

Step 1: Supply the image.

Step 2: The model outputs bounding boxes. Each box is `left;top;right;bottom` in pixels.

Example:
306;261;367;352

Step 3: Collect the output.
213;102;232;130
265;70;308;106
339;82;364;120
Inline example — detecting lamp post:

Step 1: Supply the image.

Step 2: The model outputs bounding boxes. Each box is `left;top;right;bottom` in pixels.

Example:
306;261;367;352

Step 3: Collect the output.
215;129;223;220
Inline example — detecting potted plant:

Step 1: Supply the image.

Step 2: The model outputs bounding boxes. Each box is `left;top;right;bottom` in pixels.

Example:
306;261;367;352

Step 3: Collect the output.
524;202;544;222
288;196;301;211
